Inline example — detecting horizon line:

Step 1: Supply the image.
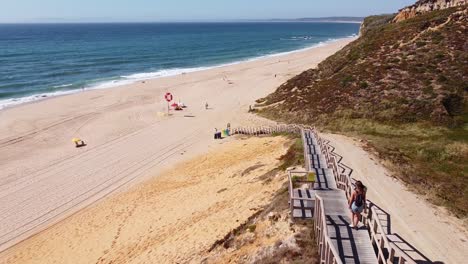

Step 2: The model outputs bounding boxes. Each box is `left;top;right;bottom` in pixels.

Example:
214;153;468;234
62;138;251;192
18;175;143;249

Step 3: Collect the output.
0;16;368;25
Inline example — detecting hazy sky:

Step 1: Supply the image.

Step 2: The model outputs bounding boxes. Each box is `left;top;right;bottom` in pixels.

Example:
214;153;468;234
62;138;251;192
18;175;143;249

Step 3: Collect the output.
0;0;417;23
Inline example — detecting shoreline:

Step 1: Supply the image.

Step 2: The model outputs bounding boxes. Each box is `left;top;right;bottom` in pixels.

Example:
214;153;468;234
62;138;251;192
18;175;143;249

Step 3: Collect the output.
0;36;356;111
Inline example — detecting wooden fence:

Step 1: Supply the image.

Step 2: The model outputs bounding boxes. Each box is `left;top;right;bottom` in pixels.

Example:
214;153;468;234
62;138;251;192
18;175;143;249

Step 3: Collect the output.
232;124;314;136
315;194;344;264
287;170;314;218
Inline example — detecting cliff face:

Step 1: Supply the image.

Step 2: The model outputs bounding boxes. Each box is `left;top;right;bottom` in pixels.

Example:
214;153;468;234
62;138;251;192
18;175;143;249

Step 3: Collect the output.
359;15;394;36
393;0;467;22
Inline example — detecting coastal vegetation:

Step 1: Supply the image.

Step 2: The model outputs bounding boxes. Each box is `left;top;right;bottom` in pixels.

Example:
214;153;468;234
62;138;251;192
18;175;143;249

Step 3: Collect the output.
278;136;305;171
259;5;468;217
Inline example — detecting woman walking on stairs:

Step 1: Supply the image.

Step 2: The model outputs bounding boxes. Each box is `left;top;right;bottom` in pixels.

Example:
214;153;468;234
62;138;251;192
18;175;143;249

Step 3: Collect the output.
349;181;367;229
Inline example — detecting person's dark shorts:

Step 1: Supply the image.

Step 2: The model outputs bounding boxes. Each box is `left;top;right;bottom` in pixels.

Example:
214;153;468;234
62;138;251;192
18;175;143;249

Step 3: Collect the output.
351;202;364;213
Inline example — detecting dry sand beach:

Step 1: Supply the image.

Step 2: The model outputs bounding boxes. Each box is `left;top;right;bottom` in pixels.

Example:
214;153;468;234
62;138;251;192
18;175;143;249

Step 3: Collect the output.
0;136;291;264
0;38;354;253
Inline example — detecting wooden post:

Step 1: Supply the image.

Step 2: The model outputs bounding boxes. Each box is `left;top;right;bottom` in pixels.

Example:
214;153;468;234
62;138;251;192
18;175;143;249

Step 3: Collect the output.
389;248;395;263
398;257;405;264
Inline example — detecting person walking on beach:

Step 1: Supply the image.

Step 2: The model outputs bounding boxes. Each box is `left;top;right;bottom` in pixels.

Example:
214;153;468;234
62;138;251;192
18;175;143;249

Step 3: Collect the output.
226;123;231;136
205;102;209;110
349;181;367;229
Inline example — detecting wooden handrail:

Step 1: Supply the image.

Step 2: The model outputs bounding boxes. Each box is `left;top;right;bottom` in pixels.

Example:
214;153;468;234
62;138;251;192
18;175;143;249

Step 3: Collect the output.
365;205;417;264
287;171;315;202
301;128;309;171
289;170;309;174
320;135;418;264
232;123;316;137
315;194;344;264
265;126;416;263
300;129;346;264
287;171;315;218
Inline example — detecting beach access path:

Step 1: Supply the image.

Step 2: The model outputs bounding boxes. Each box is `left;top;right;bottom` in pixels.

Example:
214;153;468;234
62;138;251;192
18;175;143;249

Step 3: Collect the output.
323;134;468;264
0;38;355;252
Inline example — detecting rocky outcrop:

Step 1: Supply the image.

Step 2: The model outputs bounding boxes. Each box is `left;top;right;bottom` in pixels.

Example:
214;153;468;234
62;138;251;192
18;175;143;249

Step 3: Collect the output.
393;0;467;22
359;15;395;36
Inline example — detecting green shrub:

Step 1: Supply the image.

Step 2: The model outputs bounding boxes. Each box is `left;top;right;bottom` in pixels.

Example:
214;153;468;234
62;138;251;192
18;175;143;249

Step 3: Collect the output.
307;172;316;182
248;225;256;232
341;75;356;87
437;74;448;83
416;41;426;47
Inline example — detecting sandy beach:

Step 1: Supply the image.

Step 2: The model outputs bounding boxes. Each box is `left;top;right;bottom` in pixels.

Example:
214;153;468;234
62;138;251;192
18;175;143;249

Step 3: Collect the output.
0;38;355;252
0;136;291;263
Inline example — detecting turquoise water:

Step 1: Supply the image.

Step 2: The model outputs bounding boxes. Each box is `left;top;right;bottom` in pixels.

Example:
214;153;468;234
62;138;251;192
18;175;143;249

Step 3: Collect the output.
0;22;360;109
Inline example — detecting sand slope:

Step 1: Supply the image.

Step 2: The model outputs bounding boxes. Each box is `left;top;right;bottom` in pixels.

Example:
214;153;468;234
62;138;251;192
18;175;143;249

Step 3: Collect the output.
0;137;290;264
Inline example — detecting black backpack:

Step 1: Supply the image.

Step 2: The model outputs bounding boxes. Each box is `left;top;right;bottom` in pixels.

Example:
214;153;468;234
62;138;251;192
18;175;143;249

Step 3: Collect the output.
355;192;364;207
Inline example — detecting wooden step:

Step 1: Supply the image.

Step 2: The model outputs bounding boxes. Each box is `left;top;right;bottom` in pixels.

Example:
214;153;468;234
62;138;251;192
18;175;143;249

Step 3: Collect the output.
293;208;313;218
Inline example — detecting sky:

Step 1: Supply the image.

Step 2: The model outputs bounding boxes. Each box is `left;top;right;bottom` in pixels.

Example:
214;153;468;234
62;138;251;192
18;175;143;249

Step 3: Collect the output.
0;0;417;23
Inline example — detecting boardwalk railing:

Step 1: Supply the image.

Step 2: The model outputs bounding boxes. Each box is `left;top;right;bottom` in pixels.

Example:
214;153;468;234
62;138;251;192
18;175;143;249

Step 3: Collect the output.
365;205;417;264
234;124;418;264
287;170;315;218
287;173;343;264
241;125;357;263
322;135;418;264
232;124;314;136
314;194;344;264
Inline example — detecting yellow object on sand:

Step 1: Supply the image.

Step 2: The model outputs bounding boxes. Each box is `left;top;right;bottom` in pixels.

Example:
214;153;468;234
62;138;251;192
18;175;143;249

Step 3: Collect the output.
72;138;81;143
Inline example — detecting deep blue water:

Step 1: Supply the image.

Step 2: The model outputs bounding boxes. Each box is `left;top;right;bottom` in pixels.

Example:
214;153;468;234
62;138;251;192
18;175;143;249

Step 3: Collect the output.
0;22;359;108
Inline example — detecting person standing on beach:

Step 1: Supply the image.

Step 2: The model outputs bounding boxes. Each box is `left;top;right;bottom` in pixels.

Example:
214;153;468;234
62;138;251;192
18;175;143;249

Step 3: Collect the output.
205;102;209;110
349;181;367;229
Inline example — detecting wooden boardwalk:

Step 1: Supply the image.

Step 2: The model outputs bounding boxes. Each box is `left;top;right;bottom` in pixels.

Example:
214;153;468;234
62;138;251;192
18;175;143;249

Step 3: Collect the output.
232;123;421;263
234;123;419;263
302;129;378;264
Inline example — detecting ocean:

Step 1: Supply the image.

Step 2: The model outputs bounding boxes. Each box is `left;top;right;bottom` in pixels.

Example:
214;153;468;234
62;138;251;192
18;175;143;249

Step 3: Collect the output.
0;22;360;109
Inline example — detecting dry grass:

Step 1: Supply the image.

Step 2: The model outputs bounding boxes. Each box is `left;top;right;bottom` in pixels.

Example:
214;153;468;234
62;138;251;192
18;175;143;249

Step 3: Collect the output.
323;118;468;217
278;137;305;171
